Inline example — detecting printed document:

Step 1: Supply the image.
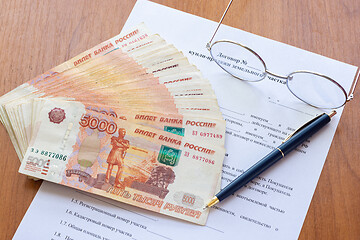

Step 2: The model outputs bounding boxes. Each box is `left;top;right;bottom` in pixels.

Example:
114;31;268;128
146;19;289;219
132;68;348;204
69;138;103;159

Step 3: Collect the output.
14;0;358;239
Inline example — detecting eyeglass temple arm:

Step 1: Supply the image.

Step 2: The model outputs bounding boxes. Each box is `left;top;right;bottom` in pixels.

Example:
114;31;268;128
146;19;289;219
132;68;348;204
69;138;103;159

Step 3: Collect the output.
347;67;360;102
207;0;234;50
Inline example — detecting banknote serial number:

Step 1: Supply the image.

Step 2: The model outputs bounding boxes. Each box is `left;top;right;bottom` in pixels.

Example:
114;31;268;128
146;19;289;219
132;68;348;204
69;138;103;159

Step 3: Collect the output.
192;154;215;165
192;131;223;139
31;148;67;161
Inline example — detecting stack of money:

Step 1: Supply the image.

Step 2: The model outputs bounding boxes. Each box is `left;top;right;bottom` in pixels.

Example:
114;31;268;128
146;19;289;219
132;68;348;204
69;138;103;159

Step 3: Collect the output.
0;23;225;225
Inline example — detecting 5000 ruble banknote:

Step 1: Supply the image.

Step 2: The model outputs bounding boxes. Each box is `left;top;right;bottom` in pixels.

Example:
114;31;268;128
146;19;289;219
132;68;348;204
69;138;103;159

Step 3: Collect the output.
19;99;225;224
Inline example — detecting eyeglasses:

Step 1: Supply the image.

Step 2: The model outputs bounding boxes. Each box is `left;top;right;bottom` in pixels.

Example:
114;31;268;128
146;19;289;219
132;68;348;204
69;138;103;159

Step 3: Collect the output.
206;0;359;109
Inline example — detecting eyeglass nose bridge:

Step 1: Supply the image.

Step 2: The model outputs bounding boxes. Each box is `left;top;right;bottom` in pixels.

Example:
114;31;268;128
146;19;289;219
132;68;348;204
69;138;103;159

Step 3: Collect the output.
265;70;289;80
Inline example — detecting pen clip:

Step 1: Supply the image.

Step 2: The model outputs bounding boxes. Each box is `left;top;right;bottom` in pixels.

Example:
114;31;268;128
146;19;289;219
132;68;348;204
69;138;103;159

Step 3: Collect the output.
282;113;326;143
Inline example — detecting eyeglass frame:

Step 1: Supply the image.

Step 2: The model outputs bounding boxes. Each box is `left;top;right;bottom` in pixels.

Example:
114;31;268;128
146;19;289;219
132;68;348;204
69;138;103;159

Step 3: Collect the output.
206;0;359;108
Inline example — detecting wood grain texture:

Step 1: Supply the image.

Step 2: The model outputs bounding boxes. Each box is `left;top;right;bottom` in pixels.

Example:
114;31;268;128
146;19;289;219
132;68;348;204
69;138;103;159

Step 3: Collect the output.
0;0;359;239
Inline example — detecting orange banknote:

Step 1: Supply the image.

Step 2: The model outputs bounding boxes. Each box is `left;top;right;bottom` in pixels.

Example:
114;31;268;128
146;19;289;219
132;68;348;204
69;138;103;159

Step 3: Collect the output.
19;99;225;224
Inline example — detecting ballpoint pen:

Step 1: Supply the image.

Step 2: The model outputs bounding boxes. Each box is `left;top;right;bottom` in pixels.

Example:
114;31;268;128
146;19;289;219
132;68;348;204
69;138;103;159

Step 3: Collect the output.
204;110;337;208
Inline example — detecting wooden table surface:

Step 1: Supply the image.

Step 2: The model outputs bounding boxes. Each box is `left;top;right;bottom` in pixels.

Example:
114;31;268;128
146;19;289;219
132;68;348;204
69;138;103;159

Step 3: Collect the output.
0;0;359;239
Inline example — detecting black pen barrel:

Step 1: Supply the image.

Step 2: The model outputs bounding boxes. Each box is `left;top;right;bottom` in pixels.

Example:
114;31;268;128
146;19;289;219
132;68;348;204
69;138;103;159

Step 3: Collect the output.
216;113;331;202
279;113;330;155
217;149;283;201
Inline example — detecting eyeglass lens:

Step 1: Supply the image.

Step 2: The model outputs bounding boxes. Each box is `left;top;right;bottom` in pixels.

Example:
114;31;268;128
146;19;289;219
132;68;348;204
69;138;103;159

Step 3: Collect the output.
210;41;266;82
287;72;347;109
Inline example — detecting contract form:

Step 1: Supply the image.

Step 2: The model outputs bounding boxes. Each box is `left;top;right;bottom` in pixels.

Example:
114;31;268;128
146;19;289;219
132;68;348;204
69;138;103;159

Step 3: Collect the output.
14;1;358;239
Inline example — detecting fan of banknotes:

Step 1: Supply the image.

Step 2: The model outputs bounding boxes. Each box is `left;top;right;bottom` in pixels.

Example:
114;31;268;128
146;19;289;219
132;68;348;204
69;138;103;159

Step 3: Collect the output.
0;23;226;225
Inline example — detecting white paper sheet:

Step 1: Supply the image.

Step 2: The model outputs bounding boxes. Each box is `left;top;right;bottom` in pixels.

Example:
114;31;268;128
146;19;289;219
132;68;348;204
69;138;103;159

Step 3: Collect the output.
14;1;358;239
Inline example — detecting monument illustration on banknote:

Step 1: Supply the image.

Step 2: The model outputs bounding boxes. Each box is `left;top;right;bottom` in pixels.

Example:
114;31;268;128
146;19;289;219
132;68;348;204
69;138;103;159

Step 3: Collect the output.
105;128;130;187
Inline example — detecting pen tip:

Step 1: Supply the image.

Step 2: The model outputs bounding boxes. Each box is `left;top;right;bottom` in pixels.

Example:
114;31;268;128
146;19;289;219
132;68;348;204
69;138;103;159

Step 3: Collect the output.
204;196;219;209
